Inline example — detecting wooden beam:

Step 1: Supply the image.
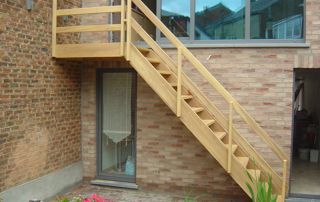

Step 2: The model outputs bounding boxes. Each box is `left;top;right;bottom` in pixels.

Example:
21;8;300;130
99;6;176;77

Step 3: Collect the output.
228;101;233;173
120;0;125;56
56;6;121;16
55;43;121;58
56;24;121;33
177;47;182;117
52;0;57;57
126;0;132;61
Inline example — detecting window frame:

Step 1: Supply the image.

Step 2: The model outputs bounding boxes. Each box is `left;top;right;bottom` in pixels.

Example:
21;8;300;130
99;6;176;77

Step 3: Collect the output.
155;0;306;44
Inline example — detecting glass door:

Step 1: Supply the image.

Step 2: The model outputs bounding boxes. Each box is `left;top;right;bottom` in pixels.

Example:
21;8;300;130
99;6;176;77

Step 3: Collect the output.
97;69;137;182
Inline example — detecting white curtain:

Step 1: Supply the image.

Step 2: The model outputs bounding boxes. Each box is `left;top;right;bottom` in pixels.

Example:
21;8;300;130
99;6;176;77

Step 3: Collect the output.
102;73;132;143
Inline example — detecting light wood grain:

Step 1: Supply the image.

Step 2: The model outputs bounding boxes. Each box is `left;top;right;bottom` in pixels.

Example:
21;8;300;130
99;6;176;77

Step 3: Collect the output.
52;0;57;57
56;24;121;33
177;47;182;117
55;43;121;58
56;6;121;16
126;0;132;61
132;0;287;162
120;0;125;56
228;101;233;173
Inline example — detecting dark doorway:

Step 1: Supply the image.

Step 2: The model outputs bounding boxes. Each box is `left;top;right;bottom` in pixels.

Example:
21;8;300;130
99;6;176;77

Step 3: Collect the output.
290;68;320;197
96;69;137;183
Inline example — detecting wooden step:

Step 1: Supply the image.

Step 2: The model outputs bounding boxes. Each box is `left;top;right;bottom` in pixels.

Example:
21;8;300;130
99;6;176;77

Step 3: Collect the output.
191;107;204;113
169;82;177;87
224;144;238;153
202;119;215;126
158;70;172;75
147;57;160;64
182;95;193;100
237;157;249;168
247;169;261;180
137;47;150;54
214;132;227;140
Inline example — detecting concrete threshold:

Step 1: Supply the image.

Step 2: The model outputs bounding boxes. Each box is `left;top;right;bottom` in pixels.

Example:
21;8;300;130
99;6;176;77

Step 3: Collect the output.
90;179;138;190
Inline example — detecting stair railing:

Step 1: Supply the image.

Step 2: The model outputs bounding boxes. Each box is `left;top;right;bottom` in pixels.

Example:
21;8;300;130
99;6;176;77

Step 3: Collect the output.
124;0;288;199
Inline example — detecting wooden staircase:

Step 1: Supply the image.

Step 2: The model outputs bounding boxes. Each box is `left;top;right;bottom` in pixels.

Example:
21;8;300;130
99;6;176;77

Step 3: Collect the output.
52;0;289;201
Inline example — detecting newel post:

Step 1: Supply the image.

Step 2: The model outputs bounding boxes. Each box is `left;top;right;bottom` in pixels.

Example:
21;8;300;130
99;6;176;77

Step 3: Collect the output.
177;47;182;117
52;0;57;57
281;159;288;202
126;0;132;61
120;0;125;56
228;101;233;173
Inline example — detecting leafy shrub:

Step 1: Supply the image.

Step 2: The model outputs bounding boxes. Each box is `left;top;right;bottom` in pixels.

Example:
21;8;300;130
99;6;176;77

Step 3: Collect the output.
245;171;277;202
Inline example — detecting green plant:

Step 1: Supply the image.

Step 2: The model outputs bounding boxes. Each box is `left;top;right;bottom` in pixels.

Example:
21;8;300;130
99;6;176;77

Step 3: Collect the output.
245;170;277;202
183;195;196;202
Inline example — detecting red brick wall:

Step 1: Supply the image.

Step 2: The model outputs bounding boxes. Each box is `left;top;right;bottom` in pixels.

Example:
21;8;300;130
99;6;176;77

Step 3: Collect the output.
81;62;245;198
0;0;81;192
79;0;320;198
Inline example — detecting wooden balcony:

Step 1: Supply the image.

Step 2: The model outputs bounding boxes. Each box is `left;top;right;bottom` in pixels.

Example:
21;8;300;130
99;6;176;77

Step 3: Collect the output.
52;2;126;58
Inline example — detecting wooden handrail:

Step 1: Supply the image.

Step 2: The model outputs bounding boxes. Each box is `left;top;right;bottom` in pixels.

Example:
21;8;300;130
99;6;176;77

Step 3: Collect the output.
131;0;287;162
129;19;285;195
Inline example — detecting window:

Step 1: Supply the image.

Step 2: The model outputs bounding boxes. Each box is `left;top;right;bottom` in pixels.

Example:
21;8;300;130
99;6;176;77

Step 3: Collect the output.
250;0;304;39
161;0;191;38
195;0;245;40
158;0;304;42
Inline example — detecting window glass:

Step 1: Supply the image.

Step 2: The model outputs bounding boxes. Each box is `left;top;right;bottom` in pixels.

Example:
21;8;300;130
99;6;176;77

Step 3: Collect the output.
195;0;246;40
161;0;191;38
250;0;304;39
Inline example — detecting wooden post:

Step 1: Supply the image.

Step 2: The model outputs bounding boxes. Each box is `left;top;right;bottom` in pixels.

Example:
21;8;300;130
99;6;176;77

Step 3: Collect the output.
52;0;57;57
177;47;182;117
126;0;132;61
120;0;125;56
228;101;233;173
281;160;287;202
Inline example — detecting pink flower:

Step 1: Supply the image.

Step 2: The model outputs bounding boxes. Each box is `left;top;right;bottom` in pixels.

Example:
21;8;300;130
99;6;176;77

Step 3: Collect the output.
90;193;113;202
83;198;91;202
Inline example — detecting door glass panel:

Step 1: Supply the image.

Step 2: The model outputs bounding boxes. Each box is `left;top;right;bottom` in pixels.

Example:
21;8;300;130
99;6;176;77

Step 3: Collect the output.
101;73;135;178
161;0;191;38
195;0;245;40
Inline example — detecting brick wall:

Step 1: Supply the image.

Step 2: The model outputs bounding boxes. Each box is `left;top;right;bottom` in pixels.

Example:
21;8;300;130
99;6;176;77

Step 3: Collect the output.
79;0;320;198
0;0;81;192
81;62;247;198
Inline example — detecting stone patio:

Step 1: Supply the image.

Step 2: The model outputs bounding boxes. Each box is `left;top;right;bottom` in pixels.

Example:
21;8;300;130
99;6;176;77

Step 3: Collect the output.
51;181;249;202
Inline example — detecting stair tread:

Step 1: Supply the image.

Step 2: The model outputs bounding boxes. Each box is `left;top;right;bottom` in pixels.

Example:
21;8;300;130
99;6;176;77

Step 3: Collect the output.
224;144;238;153
147;57;161;64
191;107;204;113
182;95;193;100
202;119;215;126
169;82;177;87
247;169;261;179
237;157;250;168
214;132;227;140
137;47;151;53
158;70;172;75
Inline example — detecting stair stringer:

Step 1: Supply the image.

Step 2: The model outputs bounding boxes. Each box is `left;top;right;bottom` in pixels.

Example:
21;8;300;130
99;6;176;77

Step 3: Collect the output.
130;18;282;194
129;44;258;197
130;18;283;194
